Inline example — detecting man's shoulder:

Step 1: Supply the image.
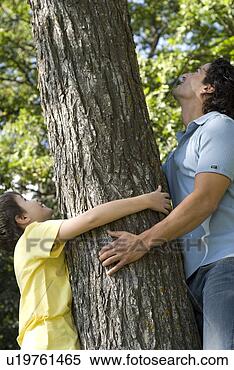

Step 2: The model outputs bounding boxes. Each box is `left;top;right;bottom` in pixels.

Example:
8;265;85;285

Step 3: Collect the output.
198;112;234;136
205;112;234;127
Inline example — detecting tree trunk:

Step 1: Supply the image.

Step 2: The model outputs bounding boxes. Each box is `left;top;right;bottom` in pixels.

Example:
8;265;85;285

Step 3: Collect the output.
29;0;201;349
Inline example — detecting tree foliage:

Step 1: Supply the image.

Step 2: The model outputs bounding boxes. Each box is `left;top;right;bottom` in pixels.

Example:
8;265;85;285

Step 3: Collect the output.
0;0;53;195
129;0;234;158
0;0;233;349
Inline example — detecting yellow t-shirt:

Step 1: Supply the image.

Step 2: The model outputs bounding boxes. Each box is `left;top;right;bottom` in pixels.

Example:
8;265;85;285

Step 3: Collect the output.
14;220;80;350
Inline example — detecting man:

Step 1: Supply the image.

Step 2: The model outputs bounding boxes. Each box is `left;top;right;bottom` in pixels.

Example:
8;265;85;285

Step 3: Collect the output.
99;58;234;350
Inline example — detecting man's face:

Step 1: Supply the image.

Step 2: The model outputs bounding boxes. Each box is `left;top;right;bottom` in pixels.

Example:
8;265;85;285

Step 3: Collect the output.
15;194;53;226
173;63;211;100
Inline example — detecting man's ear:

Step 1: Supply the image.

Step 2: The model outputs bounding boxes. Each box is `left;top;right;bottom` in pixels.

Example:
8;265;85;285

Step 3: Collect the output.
15;213;31;227
201;84;215;95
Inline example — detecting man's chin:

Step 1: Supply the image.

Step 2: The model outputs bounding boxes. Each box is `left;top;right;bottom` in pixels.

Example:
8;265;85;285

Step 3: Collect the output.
172;85;183;100
172;87;179;99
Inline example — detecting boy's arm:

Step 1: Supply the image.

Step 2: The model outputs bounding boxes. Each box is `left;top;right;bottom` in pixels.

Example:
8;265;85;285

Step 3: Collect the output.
57;187;170;241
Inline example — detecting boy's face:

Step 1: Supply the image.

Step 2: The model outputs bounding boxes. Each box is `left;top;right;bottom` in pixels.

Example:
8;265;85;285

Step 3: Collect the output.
15;194;53;228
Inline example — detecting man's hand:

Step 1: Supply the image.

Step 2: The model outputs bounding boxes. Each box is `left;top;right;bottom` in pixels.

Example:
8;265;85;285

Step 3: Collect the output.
99;230;149;276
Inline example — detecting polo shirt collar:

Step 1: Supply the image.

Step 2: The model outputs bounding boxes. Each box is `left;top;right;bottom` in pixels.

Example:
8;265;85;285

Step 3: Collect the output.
192;111;220;126
176;111;220;142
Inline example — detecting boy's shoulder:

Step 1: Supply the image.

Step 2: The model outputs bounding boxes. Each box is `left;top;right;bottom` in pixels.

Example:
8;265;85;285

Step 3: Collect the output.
24;221;40;233
25;219;63;236
14;219;65;265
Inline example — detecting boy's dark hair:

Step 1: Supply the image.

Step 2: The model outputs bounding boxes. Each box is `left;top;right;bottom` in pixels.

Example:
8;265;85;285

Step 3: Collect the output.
202;58;234;119
0;192;25;252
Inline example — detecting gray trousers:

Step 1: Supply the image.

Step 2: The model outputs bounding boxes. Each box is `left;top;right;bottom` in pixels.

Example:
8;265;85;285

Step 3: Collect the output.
187;257;234;350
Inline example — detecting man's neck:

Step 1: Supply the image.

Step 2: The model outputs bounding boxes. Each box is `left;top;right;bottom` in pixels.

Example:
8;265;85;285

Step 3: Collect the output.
180;100;204;127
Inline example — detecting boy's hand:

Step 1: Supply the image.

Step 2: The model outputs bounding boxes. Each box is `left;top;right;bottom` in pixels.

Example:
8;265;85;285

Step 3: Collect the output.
146;185;172;214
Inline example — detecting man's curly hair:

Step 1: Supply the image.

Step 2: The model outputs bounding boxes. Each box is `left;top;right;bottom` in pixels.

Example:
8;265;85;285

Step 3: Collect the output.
202;58;234;119
0;192;24;252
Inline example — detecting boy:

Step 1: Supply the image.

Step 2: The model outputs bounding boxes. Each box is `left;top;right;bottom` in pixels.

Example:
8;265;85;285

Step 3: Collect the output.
0;186;171;350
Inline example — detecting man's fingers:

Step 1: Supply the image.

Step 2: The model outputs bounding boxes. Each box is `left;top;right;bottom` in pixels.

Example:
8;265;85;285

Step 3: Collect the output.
107;261;125;276
102;255;120;267
157;185;162;192
99;248;116;262
98;244;112;256
107;230;125;238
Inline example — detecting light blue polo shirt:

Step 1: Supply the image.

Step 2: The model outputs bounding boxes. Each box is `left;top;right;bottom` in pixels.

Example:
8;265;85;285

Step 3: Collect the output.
163;111;234;279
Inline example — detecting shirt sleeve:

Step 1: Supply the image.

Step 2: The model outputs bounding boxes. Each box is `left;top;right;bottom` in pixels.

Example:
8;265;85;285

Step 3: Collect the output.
162;162;167;175
162;151;173;176
195;116;234;181
24;220;66;259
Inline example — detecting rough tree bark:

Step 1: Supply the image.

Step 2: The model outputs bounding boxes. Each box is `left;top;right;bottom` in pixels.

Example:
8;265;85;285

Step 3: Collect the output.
29;0;201;349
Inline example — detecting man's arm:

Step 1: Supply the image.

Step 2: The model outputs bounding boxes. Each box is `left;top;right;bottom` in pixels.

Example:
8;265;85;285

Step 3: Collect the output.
57;187;171;241
99;172;230;275
142;172;230;246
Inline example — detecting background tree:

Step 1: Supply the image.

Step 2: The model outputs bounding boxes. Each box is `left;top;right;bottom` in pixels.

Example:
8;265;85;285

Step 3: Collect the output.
0;0;233;349
28;0;200;349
